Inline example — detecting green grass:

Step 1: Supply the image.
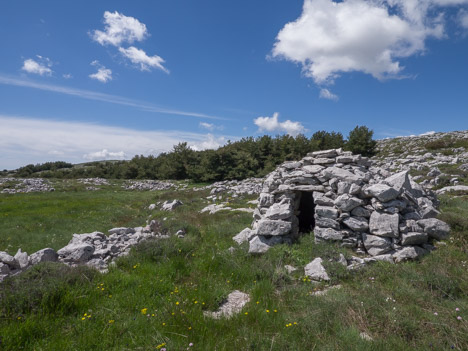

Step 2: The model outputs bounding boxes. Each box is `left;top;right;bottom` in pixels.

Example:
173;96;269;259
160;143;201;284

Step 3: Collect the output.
0;184;467;350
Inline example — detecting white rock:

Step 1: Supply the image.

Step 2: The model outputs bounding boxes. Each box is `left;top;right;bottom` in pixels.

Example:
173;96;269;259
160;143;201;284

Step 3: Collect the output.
203;290;250;319
369;212;399;238
304;258;330;281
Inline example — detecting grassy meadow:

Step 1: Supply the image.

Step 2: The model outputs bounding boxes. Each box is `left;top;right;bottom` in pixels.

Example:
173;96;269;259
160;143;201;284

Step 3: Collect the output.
0;181;467;350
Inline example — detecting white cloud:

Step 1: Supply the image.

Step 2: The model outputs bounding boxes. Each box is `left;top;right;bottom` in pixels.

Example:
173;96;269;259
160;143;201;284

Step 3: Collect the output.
419;131;436;136
253;112;305;136
459;8;468;28
199;122;224;131
91;11;147;47
83;149;126;160
89;61;113;83
21;56;52;76
189;134;226;151
119;46;168;73
199;122;214;131
272;0;468;87
0;75;226;120
319;88;339;101
62;74;73;79
0;115;236;169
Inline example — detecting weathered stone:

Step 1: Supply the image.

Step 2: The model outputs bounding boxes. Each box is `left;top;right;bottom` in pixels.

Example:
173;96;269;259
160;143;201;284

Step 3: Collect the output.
108;227;135;235
369;212;399;238
393;246;428;263
351;206;371;218
334;194;364;212
57;243;94;263
86;258;108;273
14;249;29;269
284;265;297;274
259;193;275;207
282;161;302;169
308;149;338;158
148;203;156;210
343;216;369;232
364;184;399;202
401;232;428;246
314;158;335;165
362;233;392;256
0;262;11;274
315;206;339;219
0;251;16;266
265;202;292;220
233;228;254;245
161;199;183;211
322;167;363;183
203;290;250;319
314;227;344;241
303;165;325;174
420;206;440;219
313;193;334;206
417;218;450;240
315;217;341;230
30;248;58;265
256;220;292;236
384;171;411;193
248;235;283;254
304;258;330;281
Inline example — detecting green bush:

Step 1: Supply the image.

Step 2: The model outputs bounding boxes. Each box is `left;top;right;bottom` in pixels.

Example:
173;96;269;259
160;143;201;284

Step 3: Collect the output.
345;125;377;157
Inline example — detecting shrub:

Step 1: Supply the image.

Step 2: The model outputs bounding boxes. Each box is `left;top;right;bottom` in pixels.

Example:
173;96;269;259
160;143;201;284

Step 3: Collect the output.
344;125;377;157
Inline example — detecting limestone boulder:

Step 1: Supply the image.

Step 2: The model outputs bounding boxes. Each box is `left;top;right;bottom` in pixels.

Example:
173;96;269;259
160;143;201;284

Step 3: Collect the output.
369;212;399;238
362;233;392;256
393;246;428;263
14;249;29;269
30;248;58;265
256;220;292;236
304;258;330;281
315;206;339;219
342;216;369;232
161;199;183;211
314;227;344;241
248;235;283;254
334;194;364;212
417;218;450;240
364;184;399;202
57;243;94;263
401;232;428;246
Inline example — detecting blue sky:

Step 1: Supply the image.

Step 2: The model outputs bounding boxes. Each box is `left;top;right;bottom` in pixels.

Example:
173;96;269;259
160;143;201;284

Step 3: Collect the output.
1;0;468;169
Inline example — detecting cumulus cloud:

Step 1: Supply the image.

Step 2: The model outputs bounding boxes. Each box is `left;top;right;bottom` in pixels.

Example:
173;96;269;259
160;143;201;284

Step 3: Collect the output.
272;0;468;87
319;88;339;101
119;46;168;73
83;149;126;160
254;112;305;136
62;73;73;79
21;56;52;76
91;11;147;46
189;134;226;151
0;115;235;169
89;61;113;83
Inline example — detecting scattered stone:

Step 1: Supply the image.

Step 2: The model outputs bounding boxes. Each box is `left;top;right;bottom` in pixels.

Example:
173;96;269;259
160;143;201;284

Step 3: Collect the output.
418;218;450;240
29;248;58;265
284;265;297;274
304;258;330;281
312;285;342;296
233;228;254;244
203;290;250;319
161;199;183;211
14;249;29;269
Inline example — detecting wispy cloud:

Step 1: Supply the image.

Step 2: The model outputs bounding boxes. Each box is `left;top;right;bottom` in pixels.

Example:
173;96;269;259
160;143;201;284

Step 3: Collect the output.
119;46;169;73
319;88;339;101
0;115;236;169
0;75;227;120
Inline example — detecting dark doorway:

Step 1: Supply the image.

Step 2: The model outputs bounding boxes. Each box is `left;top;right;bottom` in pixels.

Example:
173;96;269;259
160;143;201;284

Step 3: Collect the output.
297;192;315;233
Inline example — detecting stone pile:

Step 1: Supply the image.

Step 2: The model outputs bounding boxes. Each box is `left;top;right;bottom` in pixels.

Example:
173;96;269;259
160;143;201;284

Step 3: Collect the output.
0;220;167;282
1;178;55;194
78;178;110;189
123;180;174;191
194;178;263;197
235;148;450;263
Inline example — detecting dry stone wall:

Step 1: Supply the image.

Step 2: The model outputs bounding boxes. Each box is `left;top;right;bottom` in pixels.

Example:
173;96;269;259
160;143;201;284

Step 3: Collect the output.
238;149;450;263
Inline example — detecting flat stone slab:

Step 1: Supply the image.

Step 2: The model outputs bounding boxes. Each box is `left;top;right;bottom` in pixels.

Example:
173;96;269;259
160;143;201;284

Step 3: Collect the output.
203;290;250;319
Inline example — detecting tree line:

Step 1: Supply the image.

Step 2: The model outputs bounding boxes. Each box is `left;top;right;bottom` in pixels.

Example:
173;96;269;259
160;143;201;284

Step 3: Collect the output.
10;126;376;182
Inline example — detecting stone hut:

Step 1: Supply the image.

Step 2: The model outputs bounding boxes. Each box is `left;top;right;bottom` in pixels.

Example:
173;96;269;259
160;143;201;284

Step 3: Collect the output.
236;149;450;262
